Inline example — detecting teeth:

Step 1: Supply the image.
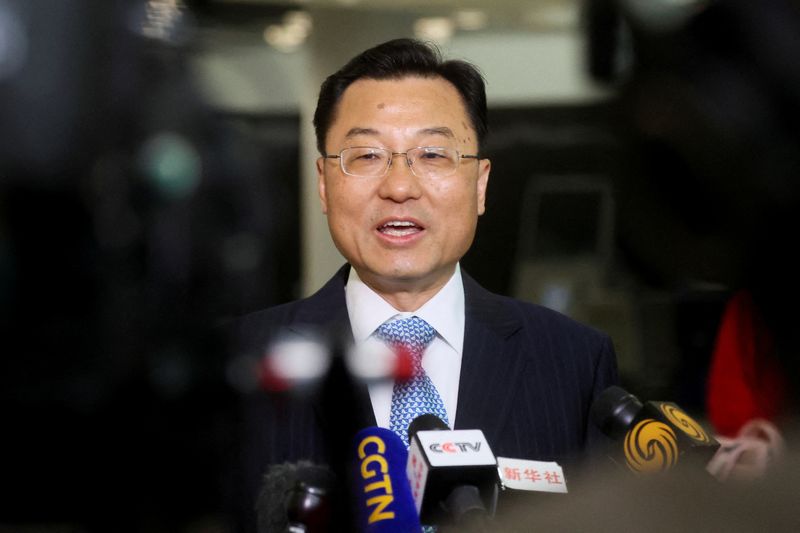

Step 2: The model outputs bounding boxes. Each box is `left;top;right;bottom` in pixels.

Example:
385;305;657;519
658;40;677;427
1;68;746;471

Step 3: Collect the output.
382;227;418;236
379;220;421;236
383;221;415;228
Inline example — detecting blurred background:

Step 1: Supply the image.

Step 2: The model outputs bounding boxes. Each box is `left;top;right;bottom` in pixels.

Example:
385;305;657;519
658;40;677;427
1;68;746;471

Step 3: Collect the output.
1;0;799;531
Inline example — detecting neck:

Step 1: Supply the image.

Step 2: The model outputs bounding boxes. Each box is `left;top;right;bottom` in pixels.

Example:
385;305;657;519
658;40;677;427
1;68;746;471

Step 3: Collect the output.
355;268;455;312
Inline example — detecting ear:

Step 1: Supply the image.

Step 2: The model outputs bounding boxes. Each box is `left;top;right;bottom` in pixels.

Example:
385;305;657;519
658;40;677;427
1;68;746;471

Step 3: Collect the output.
476;158;490;216
316;157;328;214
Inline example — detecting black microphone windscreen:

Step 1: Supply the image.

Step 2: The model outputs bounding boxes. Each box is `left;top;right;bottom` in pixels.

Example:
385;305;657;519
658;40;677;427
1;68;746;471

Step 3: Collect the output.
256;461;335;533
408;413;448;443
591;385;644;440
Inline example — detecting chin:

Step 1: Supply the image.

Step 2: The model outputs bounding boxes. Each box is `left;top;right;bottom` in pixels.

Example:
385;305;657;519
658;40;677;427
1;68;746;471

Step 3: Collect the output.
386;262;451;287
360;260;426;283
379;265;426;282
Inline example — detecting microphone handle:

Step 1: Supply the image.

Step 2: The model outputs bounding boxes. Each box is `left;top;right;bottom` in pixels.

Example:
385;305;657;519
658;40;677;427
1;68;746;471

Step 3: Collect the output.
442;485;490;533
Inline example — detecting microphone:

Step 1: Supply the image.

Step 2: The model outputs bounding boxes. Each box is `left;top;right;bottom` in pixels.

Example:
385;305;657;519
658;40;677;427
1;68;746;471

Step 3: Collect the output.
406;414;499;529
350;427;421;533
591;386;720;474
256;461;336;533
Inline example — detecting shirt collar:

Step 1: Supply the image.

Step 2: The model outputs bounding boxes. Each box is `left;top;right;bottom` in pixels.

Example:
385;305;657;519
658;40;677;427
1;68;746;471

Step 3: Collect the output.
345;265;465;354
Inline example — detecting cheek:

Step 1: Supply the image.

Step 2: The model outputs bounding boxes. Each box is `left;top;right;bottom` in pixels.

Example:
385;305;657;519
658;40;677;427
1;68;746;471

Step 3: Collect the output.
429;180;461;200
327;184;357;213
431;181;477;214
327;185;374;228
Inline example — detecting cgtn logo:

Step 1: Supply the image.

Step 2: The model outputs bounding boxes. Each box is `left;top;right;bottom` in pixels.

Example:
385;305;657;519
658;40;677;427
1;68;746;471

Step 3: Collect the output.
357;435;396;524
429;441;482;453
417;429;496;467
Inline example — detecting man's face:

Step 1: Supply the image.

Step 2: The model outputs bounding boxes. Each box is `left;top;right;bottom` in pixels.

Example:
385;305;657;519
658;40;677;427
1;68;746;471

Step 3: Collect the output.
317;76;490;299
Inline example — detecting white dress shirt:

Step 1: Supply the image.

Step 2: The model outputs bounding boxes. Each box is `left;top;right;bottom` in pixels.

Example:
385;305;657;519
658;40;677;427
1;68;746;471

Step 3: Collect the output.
345;265;465;429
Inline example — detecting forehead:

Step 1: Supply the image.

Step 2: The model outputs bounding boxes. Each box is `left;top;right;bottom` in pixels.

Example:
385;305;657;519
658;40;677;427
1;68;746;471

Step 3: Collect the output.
328;76;475;146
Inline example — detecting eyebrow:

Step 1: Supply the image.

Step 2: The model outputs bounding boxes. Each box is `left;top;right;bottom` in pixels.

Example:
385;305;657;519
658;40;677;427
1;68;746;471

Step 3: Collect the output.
344;127;380;138
419;127;456;139
343;126;456;139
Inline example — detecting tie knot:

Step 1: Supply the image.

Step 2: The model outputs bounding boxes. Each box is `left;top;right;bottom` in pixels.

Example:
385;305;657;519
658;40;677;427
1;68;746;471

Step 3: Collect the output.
375;316;436;356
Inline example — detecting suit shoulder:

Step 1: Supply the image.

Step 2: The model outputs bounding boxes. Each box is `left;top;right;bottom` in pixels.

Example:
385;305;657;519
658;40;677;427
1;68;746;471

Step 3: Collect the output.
471;278;610;345
239;297;308;328
463;271;610;345
231;266;350;350
507;296;610;342
229;296;326;355
495;292;619;395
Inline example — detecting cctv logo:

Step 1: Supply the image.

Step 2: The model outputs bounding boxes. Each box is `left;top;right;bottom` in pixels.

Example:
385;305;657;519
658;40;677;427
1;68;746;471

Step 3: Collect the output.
429;441;482;453
418;429;495;468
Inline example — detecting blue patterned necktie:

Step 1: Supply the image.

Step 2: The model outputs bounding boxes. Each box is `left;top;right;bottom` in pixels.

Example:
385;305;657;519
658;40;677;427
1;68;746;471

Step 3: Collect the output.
376;316;450;448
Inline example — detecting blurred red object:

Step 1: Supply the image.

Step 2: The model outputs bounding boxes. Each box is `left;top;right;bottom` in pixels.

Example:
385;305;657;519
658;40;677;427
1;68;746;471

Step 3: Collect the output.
393;344;415;382
706;290;788;437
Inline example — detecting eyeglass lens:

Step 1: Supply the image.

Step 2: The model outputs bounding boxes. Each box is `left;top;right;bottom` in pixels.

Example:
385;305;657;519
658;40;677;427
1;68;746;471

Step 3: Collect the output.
341;147;459;177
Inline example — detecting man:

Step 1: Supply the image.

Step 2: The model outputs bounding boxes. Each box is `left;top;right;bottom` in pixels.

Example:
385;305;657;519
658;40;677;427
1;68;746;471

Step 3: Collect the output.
234;38;618;529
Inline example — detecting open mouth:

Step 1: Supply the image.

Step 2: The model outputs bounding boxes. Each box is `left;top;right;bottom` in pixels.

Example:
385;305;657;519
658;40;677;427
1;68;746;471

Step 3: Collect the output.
377;220;424;237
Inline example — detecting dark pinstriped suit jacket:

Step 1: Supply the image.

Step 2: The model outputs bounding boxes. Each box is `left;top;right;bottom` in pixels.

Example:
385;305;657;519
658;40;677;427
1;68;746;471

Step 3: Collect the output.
235;264;618;527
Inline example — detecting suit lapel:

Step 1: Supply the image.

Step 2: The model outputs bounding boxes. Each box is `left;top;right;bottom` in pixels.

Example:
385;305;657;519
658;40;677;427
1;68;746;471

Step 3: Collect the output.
291;265;377;429
289;264;352;334
455;272;525;448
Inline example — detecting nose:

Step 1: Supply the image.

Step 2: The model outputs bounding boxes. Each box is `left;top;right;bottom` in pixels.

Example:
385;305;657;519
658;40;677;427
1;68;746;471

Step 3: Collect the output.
377;152;423;202
387;152;415;173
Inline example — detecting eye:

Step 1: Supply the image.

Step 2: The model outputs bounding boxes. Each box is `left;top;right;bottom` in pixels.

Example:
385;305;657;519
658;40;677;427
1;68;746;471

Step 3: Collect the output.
420;151;447;160
344;148;387;165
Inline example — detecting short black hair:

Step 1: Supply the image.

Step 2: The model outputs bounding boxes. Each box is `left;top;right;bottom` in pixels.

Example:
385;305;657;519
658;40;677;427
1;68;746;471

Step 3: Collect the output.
313;38;488;155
